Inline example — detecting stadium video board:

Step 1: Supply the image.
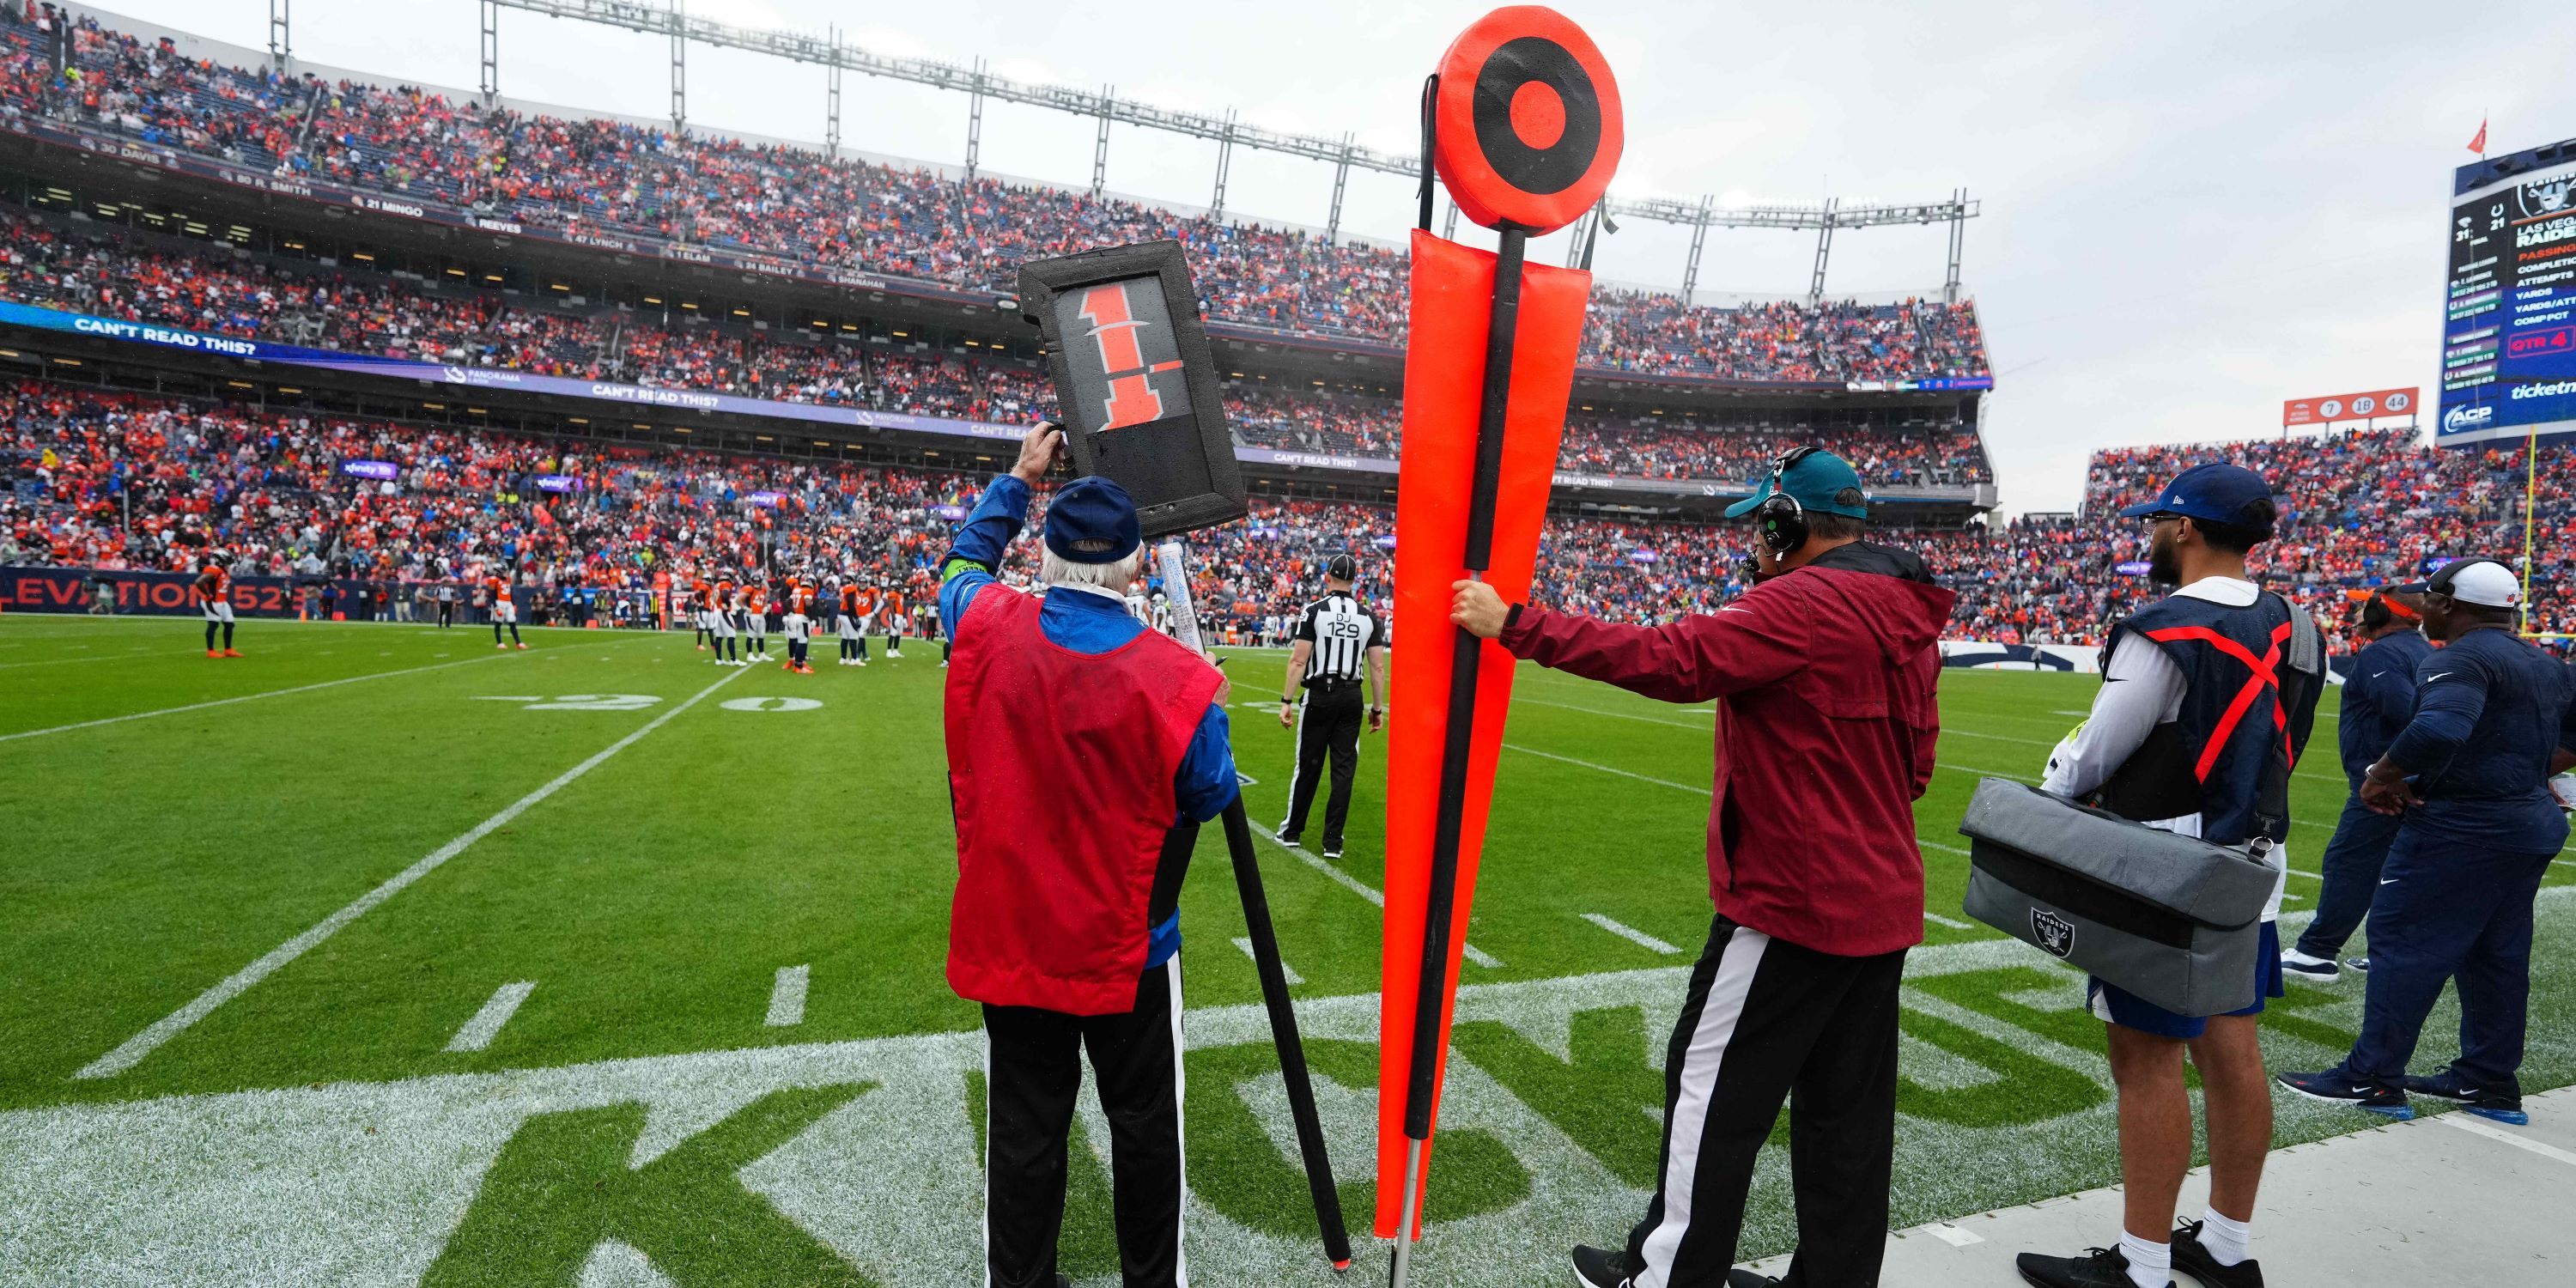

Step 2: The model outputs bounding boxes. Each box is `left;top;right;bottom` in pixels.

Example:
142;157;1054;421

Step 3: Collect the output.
2440;137;2576;447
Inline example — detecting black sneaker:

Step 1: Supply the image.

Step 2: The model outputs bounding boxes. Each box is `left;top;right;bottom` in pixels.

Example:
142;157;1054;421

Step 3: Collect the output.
1274;829;1303;849
2172;1219;2263;1287
2277;948;2339;982
2018;1246;2168;1288
2402;1067;2529;1125
1571;1243;1633;1287
2344;956;2370;974
1322;846;1344;860
2275;1067;2414;1119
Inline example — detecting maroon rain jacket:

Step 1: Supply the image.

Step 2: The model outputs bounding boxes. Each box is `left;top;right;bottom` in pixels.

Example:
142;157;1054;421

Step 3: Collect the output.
1498;540;1955;957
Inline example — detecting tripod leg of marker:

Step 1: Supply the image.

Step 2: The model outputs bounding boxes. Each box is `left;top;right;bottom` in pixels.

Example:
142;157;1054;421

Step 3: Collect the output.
1222;799;1353;1269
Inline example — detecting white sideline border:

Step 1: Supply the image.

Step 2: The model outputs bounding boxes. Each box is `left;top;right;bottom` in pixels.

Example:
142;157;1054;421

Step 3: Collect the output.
71;666;748;1079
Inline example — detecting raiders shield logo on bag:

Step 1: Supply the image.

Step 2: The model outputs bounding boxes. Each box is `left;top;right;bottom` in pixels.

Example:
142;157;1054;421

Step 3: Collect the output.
2032;909;2076;958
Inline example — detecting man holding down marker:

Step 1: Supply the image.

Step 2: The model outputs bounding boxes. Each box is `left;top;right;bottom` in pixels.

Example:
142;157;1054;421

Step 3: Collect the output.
1453;447;1952;1288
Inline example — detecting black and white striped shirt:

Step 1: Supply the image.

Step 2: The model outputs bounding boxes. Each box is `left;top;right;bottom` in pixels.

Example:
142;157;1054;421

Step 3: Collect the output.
1294;592;1383;685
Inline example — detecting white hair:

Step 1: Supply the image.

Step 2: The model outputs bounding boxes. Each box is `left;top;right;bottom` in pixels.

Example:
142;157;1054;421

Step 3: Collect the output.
1042;546;1144;592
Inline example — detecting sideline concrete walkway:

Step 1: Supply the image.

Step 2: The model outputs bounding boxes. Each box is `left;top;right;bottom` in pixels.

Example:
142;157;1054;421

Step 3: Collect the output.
1742;1087;2575;1285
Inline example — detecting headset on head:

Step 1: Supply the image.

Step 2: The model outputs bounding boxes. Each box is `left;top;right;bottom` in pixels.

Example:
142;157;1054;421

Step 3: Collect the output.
1754;446;1825;555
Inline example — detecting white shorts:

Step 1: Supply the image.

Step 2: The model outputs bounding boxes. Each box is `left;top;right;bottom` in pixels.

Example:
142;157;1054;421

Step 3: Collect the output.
492;601;516;624
714;613;737;638
202;601;234;623
746;613;767;635
786;622;810;642
835;615;860;639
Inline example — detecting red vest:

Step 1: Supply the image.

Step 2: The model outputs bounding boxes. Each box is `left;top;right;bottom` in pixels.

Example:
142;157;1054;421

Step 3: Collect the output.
944;586;1224;1015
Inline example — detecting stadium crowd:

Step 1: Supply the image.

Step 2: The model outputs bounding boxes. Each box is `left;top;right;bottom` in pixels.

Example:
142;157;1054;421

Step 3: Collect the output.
7;375;2572;652
0;206;1997;485
0;6;1991;384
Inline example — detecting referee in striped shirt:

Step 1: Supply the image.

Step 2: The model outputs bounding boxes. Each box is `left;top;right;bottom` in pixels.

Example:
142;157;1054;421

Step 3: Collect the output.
1275;554;1388;860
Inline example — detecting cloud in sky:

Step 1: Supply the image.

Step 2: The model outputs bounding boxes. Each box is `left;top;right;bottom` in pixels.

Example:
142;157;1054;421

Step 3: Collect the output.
97;0;2576;512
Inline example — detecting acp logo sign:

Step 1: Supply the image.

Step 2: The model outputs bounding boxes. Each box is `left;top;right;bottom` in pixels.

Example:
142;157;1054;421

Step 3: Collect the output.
2444;404;2495;433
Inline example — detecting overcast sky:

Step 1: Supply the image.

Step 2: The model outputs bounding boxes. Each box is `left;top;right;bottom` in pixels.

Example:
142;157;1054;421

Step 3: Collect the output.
91;1;2576;512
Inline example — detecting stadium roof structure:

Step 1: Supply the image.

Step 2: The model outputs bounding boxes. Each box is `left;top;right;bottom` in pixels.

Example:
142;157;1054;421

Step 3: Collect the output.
333;0;1984;306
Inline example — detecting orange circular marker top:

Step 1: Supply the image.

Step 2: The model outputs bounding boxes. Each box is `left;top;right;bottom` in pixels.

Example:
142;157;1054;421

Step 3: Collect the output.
1508;81;1565;149
1432;5;1623;236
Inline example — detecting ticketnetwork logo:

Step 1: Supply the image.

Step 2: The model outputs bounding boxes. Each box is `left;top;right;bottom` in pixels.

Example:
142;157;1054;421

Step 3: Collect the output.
2510;380;2576;400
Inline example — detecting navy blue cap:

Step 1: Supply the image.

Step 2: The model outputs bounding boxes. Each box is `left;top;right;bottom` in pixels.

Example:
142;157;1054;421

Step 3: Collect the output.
1043;476;1142;564
2115;462;2275;527
1720;449;1870;519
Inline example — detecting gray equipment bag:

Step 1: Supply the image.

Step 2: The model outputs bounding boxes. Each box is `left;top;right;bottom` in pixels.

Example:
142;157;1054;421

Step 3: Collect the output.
1958;777;2278;1016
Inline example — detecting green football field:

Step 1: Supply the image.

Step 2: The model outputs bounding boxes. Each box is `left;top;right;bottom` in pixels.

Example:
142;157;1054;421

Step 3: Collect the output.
2;612;2570;1286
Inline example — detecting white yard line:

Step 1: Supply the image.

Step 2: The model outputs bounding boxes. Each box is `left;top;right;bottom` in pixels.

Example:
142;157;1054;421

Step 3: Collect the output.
3;653;519;744
1504;743;1712;794
1242;820;1500;968
1924;912;1976;931
72;668;746;1079
0;653;117;671
1579;913;1681;955
443;981;536;1053
1940;727;2057;748
2433;1114;2576;1167
765;965;811;1028
1232;937;1304;985
1935;762;2043;785
1917;837;1971;856
1513;696;1709;729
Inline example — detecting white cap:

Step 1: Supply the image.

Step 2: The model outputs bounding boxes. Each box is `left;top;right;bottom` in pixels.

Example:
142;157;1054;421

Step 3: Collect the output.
2436;559;2523;609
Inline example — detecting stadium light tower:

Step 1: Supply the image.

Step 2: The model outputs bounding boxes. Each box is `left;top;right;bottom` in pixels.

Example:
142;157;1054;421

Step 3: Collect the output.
268;0;290;75
477;1;1978;297
668;0;686;133
1091;84;1114;197
824;26;841;158
1209;108;1236;218
478;0;499;105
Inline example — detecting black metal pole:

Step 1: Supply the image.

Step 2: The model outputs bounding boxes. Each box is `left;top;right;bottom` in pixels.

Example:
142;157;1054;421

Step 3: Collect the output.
1391;224;1525;1280
1220;799;1353;1270
1151;538;1349;1271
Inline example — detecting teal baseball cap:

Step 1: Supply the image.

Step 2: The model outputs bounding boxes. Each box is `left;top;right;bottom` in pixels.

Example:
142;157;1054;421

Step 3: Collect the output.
1722;449;1870;519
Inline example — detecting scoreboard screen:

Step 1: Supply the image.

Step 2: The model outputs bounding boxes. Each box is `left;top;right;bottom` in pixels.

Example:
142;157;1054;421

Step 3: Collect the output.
2441;138;2576;446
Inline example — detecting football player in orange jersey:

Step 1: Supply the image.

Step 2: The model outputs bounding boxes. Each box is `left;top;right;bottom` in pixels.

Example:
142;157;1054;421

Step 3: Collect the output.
711;575;740;665
488;569;527;649
194;552;240;658
834;580;866;665
848;582;880;665
781;578;817;674
744;575;772;663
882;583;908;659
689;576;713;651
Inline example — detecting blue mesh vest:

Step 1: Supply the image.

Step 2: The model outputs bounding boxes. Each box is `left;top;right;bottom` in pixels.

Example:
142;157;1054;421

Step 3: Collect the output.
2092;592;2324;847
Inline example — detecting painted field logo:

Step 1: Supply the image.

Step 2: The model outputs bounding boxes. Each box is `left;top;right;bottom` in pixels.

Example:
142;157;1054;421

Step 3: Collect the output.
2031;909;2075;958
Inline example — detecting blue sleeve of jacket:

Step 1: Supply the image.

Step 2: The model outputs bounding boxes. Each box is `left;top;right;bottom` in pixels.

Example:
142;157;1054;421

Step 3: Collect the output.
937;474;1031;640
1174;704;1240;823
2383;651;2491;773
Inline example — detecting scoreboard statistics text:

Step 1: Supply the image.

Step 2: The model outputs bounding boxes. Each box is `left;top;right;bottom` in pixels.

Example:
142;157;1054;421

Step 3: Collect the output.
2442;138;2576;446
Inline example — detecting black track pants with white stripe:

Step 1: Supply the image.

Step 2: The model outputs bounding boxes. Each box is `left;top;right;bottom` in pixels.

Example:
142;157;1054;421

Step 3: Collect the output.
982;957;1186;1288
1624;916;1905;1288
